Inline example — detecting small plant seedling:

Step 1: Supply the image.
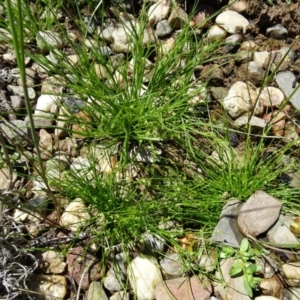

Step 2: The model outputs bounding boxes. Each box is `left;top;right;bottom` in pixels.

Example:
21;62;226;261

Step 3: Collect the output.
220;238;266;298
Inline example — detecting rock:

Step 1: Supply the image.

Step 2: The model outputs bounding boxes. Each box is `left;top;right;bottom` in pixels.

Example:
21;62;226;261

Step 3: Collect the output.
155;276;212;300
128;256;161;300
216;11;249;34
64;97;85;114
104;270;122;292
198;254;216;273
255;255;278;279
29;274;67;300
263;48;294;72
257;87;285;108
207;25;227;41
238;61;266;85
210;198;244;248
263;111;286;136
11;67;36;87
276;71;300;110
72;111;92;139
254;297;280;300
60;199;91;232
41;76;64;94
160;253;184;277
95;64;112;79
193;4;214;27
55;138;78;157
39;129;53;160
35;94;59;116
55;106;69;138
67;246;103;291
227;0;248;13
7;85;36;99
110;291;129;300
237;190;282;237
215;258;251;300
282;262;300;286
266;24;288;40
283;124;299;145
223;81;261;118
148;0;170;26
46;154;69;180
130;146;157;163
155;20;172;38
283;287;300;300
267;214;299;248
253;51;269;67
0;119;31;146
289;217;300;237
210;87;228;102
225;34;243;53
168;6;188;29
157;37;175;58
0;168;17;190
234;116;267;130
87;281;108;300
28;114;53;128
259;277;282;298
143;232;165;255
10;95;24;112
39;250;66;274
36;30;63;51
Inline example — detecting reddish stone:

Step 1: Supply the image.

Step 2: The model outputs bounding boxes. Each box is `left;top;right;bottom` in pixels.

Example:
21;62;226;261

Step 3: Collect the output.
155;276;212;300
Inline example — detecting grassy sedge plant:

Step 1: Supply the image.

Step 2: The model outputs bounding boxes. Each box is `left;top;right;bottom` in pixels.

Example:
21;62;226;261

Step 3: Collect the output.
2;0;300;297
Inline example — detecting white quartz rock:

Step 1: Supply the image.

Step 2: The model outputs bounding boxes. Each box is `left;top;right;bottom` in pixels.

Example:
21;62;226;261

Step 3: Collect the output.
216;10;249;34
128;256;161;300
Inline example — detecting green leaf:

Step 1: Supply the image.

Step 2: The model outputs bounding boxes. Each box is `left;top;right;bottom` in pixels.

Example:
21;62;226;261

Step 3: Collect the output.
245;263;257;275
249;277;261;289
239;238;249;254
243;274;253;298
221;246;235;255
255;264;262;273
229;262;243;277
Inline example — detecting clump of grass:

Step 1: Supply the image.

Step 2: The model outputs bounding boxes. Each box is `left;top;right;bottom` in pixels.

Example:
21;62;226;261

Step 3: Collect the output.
2;1;300;297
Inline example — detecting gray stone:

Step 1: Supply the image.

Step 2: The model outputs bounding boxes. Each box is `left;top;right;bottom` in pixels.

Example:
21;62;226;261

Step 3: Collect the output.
0;120;31;146
26;114;53;129
7;85;36;99
143;232;165;255
36;30;63;51
210;87;228;102
275;71;300;110
87;281;108;300
225;34;243;53
160;253;184;276
238;61;265;85
99;46;113;57
266;24;288;40
237;190;282;237
110;291;129;300
234;116;267;130
210;198;244;248
104;270;122;292
267;214;299;245
215;258;251;300
283;287;300;300
155;20;172;38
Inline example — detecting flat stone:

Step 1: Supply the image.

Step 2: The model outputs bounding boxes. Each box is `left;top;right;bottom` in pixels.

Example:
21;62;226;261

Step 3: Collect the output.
234;116;267;130
110;291;129;300
160;253;184;277
210;199;244;248
282;262;300;287
257;87;285;108
7;85;36;99
237;190;282;237
210;87;228;102
155;277;212;300
87;281;108;300
275;71;300;110
39;250;66;274
267;214;299;246
214;258;251;300
254;297;280;300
